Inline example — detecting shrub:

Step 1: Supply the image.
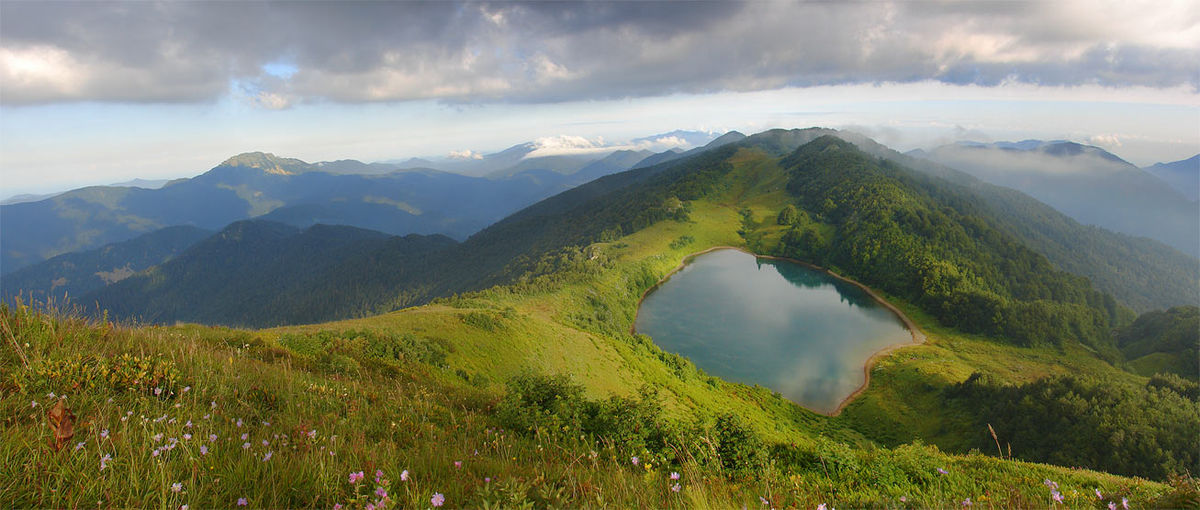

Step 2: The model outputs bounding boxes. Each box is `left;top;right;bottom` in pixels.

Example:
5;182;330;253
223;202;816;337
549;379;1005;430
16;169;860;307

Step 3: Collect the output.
712;413;766;475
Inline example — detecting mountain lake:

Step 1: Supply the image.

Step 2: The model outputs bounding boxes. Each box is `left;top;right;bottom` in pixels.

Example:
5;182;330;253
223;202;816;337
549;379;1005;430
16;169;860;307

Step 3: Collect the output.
634;248;916;414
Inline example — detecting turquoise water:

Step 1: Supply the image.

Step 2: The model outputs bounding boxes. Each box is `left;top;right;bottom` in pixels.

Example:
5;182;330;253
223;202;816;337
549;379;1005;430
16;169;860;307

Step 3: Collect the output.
634;249;912;414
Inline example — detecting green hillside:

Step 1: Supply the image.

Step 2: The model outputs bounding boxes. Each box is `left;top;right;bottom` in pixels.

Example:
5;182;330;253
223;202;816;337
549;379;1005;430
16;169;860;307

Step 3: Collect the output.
5;135;1198;507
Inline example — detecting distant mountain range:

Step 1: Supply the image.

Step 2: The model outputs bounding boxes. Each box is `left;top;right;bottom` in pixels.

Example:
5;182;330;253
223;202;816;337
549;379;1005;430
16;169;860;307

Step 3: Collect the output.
7;128;1183;328
913;141;1199;256
0;138;722;274
1143;155;1199;202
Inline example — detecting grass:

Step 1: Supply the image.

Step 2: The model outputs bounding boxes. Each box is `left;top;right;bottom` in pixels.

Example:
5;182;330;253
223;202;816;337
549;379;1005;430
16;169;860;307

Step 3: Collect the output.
0;148;1182;507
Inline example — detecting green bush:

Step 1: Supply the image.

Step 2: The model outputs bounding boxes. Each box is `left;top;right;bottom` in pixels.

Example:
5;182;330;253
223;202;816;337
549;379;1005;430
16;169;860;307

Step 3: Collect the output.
712;413;766;475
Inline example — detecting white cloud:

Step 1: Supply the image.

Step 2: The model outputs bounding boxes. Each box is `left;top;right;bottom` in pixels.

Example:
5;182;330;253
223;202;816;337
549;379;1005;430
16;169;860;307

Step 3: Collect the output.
448;149;483;160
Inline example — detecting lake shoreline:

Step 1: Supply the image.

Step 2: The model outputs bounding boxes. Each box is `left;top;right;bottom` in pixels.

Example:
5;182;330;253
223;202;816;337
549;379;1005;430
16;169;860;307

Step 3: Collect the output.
630;245;926;417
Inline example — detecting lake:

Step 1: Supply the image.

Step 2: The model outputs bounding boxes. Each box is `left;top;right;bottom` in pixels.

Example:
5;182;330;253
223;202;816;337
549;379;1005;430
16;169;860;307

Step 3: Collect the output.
633;248;914;414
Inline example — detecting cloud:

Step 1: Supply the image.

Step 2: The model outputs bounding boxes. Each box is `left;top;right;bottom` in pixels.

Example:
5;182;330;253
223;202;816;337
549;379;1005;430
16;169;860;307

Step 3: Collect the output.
2;1;1197;106
448;149;484;160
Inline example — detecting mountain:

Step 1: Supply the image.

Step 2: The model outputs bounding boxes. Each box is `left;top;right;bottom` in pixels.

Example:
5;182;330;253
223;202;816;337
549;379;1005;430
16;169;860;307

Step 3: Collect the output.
0;151;645;275
1144;155;1199;201
917;141;1200;256
10;129;1197;507
88;221;454;327
631;147;685;169
1;178;171;206
0;225;212;304
89;130;1148;345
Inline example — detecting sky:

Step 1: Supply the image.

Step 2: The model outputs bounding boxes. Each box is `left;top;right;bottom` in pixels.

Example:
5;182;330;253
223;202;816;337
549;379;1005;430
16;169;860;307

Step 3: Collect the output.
1;0;1198;196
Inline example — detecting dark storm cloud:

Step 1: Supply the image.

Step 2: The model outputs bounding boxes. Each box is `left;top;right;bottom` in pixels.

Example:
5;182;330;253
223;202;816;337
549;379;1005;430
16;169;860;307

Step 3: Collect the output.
1;1;1196;106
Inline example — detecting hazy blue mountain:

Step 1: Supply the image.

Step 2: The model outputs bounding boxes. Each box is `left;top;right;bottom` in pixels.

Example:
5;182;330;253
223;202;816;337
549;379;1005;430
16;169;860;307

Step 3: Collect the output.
630;129;719;147
0;225;211;304
0;150;648;274
1144;155;1199;201
917;141;1200;256
86;220;454;327
312;159;402;175
631;148;685;169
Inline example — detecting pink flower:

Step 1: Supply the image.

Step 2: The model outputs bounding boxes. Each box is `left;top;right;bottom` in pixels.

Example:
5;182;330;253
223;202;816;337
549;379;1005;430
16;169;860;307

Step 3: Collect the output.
349;471;365;484
200;445;208;455
1108;503;1117;510
760;496;769;506
375;487;387;498
1122;498;1129;509
454;461;462;469
631;456;639;466
1052;490;1064;503
937;467;948;475
100;453;112;471
900;496;907;502
376;470;385;483
1095;489;1103;499
671;483;681;493
817;504;827;510
100;429;109;439
242;442;250;450
171;483;182;493
333;505;343;510
962;498;972;507
669;472;680;480
237;498;248;506
431;493;445;507
262;451;272;462
400;470;409;482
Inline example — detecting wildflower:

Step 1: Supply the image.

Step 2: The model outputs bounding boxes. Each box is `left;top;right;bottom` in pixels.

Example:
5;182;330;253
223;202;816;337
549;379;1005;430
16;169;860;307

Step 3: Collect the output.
200;446;208;455
334;505;343;510
631;456;640;466
47;392;56;398
900;496;907;503
209;434;217;442
183;434;192;441
242;442;250;450
400;470;409;482
1109;503;1117;510
262;439;269;446
962;498;972;507
1044;479;1059;490
236;419;243;427
155;388;163;396
308;429;317;439
152;449;161;457
203;414;211;420
262;421;270;426
211;401;217;409
366;505;375;510
671;483;681;493
484;477;491;483
376;470;385;483
100;429;109;439
237;498;248;506
1095;489;1103;499
349;471;365;484
183;386;190;393
152;433;163;442
454;461;462;469
185;420;193;428
817;504;826;510
937;467;948;475
670;472;680;480
181;506;188;510
171;482;182;493
100;453;112;471
241;433;249;441
760;496;769;506
1052;490;1064;503
375;487;387;498
31;401;38;408
262;451;272;462
431;493;445;507
1122;498;1129;509
75;441;85;451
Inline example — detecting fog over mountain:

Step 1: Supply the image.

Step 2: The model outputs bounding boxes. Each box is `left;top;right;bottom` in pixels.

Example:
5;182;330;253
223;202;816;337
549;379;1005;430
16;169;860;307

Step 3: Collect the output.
917;141;1200;256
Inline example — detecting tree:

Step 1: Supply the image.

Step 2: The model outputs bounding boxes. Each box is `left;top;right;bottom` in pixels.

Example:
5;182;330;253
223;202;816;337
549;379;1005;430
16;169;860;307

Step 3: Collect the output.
777;205;798;225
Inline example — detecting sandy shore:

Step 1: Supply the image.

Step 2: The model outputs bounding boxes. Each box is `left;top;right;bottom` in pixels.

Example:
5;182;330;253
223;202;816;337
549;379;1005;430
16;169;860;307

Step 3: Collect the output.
631;246;927;417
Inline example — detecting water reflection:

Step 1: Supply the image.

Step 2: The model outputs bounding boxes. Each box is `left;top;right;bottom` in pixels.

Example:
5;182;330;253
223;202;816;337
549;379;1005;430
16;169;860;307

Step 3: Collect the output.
635;249;912;414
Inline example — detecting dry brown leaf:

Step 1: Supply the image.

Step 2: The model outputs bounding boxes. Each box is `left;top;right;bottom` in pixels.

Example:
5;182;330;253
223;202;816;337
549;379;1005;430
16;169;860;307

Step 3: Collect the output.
46;399;75;451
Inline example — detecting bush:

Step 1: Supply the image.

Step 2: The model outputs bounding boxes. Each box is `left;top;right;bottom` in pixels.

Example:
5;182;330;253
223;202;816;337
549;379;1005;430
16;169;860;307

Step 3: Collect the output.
713;413;766;475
